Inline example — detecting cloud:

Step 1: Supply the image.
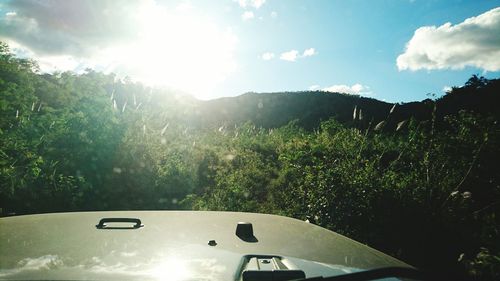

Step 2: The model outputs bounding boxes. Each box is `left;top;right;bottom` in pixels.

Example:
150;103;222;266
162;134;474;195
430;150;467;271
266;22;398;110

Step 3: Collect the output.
176;1;194;11
280;50;299;62
237;0;266;9
261;52;274;60
241;11;254;20
397;7;500;71
279;48;317;62
322;83;371;95
442;86;452;93
270;11;278;18
309;85;320;91
0;0;145;56
303;48;316;57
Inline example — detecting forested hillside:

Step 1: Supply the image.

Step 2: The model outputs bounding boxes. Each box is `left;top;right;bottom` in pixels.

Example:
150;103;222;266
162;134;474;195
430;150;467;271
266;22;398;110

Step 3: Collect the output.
1;42;499;280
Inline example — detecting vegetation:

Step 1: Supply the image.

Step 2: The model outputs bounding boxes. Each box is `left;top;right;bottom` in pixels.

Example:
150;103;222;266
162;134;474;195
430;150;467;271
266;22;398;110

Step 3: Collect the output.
1;42;499;280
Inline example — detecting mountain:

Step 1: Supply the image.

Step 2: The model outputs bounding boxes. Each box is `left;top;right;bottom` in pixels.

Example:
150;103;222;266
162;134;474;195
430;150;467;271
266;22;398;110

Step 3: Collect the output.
197;91;392;129
194;75;500;130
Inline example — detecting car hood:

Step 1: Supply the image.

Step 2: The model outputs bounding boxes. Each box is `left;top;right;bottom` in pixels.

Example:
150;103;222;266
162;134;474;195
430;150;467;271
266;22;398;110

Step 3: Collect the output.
0;211;409;280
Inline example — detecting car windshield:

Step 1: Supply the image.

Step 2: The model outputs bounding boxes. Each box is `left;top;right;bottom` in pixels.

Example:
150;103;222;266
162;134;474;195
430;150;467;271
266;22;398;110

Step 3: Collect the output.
1;1;500;281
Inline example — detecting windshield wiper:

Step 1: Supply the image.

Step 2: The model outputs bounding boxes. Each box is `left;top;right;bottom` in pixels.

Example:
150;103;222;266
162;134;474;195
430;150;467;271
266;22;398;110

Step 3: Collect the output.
295;267;432;281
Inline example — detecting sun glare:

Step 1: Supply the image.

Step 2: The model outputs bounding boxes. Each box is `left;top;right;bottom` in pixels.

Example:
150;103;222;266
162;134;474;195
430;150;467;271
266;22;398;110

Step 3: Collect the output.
4;1;238;99
101;3;237;99
149;257;190;281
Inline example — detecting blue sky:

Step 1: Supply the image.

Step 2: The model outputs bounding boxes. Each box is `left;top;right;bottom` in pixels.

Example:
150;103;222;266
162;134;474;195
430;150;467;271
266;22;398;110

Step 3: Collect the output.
1;0;499;102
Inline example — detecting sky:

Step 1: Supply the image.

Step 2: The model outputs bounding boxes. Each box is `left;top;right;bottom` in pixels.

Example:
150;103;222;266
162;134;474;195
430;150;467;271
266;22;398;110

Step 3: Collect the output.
0;0;499;102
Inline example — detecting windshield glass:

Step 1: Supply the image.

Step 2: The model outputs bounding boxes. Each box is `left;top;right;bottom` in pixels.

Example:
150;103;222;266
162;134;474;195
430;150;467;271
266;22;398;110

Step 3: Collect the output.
1;1;500;281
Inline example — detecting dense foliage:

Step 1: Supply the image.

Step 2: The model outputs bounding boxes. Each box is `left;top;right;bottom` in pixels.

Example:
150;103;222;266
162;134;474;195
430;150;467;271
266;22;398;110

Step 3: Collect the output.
1;42;499;280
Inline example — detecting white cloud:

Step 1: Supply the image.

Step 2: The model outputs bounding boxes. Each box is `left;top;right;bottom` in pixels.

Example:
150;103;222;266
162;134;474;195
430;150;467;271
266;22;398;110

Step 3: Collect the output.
270;11;278;18
397;7;500;71
176;1;193;11
278;48;317;62
303;48;316;57
442;86;452;93
280;50;299;62
261;52;274;60
322;83;371;95
237;0;246;8
241;11;254;20
251;0;266;9
0;1;146;56
309;85;320;91
237;0;266;9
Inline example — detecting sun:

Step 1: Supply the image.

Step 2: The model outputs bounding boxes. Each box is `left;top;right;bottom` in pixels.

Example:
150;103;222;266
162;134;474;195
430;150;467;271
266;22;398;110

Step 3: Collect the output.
101;2;237;99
